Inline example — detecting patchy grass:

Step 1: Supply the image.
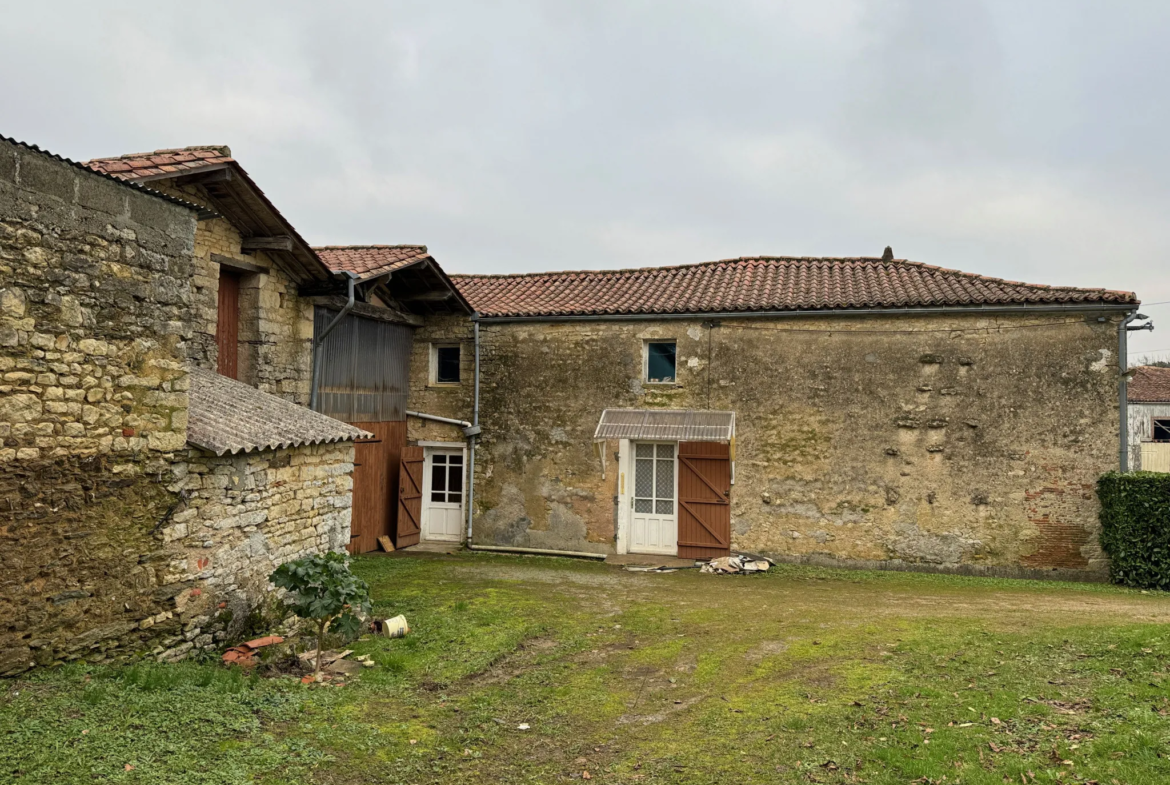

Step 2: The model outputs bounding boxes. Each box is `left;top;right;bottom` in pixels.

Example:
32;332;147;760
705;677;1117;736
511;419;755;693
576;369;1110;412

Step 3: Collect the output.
4;553;1170;783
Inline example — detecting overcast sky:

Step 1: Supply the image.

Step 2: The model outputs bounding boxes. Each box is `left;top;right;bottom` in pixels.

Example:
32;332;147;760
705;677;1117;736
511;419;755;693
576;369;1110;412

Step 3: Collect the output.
2;1;1168;356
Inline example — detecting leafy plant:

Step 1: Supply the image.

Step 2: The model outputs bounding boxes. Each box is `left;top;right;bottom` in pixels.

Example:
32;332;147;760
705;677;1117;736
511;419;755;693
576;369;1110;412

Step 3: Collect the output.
270;552;372;675
1098;471;1170;589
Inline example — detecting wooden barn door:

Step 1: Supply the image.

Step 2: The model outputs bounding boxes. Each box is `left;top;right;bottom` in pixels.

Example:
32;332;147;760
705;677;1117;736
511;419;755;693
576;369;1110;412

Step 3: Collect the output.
396;445;424;549
347;421;407;554
216;269;240;379
676;442;731;559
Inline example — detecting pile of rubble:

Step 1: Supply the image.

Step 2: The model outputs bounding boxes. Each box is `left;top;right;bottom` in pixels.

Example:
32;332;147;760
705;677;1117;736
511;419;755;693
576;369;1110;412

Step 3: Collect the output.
700;553;774;575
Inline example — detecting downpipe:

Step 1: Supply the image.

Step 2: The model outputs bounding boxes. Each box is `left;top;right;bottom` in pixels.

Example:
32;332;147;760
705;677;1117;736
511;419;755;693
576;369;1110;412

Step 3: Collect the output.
1119;311;1154;471
309;271;359;412
467;318;480;543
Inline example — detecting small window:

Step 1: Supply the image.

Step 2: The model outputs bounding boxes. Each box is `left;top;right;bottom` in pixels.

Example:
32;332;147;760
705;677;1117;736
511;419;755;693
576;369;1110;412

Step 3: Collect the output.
431;344;461;385
645;341;677;384
1154;418;1170;442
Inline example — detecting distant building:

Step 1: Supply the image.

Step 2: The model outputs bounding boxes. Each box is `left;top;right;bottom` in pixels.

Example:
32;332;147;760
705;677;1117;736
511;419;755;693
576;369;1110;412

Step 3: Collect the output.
1127;365;1170;472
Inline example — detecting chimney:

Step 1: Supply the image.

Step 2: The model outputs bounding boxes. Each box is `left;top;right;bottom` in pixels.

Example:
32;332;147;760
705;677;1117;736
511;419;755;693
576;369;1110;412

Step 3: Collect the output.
881;246;894;262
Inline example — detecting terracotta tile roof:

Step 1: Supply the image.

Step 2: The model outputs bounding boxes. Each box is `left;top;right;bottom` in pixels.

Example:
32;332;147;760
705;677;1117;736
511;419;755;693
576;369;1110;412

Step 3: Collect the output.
314;245;432;279
1128;366;1170;403
83;146;234;180
83;146;332;282
1;134;205;213
452;257;1138;318
187;367;369;456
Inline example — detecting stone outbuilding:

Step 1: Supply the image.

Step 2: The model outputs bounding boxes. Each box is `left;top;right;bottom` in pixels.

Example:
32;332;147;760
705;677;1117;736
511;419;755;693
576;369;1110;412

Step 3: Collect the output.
0;138;366;675
1126;365;1170;472
390;255;1139;580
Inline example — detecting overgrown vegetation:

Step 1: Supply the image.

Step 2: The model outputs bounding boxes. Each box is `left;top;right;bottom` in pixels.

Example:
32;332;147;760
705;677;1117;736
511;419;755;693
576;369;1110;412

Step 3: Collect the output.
3;553;1170;784
1099;470;1170;589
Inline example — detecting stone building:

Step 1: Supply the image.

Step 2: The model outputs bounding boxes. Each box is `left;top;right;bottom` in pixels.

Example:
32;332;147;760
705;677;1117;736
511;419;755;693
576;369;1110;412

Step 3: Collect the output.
1126;365;1170;472
392;255;1139;579
0;138;364;675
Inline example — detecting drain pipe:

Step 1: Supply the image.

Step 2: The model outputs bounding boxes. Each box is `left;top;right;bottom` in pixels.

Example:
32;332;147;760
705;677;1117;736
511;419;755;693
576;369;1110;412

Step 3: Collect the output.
467;317;481;543
406;410;472;429
1119;311;1154;471
310;271;359;412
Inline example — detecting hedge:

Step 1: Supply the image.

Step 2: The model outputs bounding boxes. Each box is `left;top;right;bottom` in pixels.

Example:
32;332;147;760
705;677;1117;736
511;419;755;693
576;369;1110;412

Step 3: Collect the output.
1098;471;1170;589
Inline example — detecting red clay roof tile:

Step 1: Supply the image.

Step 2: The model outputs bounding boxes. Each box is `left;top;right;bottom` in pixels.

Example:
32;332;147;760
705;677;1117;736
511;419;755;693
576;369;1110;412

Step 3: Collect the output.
1129;366;1170;403
452;257;1137;318
314;245;431;279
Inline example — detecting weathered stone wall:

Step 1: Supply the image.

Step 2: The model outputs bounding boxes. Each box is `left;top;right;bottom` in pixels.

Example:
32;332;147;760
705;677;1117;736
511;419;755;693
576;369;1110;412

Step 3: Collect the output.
0;141;354;675
150;181;315;406
463;312;1122;576
0;138;197;674
146;441;354;663
407;314;475;444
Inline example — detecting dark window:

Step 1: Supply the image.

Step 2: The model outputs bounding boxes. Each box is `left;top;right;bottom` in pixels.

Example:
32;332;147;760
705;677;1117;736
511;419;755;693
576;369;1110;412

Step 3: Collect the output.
430;453;464;503
435;345;460;384
646;342;676;383
1154;418;1170;442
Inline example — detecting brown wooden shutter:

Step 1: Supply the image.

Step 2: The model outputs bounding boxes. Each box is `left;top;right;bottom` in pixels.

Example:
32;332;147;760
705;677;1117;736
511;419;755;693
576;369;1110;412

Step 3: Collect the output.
396;445;424;548
677;441;731;559
216;269;240;379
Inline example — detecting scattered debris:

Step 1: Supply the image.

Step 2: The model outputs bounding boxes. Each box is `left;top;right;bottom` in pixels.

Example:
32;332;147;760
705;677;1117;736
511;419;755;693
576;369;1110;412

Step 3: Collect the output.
517;723;530;730
700;553;774;575
221;634;286;667
623;565;680;573
373;615;410;638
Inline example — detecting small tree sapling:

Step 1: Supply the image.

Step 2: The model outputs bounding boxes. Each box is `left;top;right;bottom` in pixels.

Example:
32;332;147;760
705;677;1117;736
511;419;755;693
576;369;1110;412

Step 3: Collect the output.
269;552;372;677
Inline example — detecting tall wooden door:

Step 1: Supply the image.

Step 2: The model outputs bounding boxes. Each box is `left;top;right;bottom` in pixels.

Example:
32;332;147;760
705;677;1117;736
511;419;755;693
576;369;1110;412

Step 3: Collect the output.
677;442;731;559
397;445;424;549
347;421;406;554
216;269;240;379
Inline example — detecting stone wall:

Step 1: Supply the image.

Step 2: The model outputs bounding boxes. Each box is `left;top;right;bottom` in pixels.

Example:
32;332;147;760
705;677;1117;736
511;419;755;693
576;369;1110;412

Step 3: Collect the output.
459;312;1122;576
151;181;315;406
407;313;476;444
0;138;197;674
146;441;354;663
0;140;355;675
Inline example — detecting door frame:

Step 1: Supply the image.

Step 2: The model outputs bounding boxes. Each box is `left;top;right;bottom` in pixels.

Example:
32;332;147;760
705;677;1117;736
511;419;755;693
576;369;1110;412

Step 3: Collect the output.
420;441;467;543
616;439;680;556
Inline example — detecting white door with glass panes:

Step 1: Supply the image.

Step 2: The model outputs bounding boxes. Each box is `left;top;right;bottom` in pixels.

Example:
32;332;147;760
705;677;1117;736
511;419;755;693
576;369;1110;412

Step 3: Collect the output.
423;450;464;541
630;442;677;555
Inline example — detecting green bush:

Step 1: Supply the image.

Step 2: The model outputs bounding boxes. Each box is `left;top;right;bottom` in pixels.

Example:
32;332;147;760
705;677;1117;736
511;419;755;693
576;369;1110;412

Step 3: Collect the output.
270;552;372;675
1098;471;1170;589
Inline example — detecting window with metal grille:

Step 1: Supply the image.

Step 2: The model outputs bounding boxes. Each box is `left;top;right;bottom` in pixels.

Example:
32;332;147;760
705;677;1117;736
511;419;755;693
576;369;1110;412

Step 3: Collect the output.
644;341;676;384
430;453;464;503
633;443;675;515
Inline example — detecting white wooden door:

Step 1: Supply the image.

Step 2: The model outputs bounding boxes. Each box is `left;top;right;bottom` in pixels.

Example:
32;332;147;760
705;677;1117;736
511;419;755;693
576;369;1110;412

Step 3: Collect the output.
423;450;464;541
630;442;677;555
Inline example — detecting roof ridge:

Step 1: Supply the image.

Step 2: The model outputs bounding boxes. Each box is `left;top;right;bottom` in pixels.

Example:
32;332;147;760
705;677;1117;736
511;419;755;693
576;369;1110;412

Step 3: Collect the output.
451;256;1132;297
84;145;233;163
315;244;428;251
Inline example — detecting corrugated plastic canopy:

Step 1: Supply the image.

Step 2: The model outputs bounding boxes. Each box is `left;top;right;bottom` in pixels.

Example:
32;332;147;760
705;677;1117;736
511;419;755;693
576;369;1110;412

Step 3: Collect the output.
594;409;735;443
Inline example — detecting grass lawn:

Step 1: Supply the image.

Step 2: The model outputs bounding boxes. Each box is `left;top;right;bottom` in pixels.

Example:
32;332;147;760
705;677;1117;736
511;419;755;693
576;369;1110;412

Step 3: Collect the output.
4;553;1170;784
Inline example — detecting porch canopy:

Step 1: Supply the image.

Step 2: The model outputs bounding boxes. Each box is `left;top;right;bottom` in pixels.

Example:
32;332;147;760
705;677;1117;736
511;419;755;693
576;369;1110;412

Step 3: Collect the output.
593;408;735;443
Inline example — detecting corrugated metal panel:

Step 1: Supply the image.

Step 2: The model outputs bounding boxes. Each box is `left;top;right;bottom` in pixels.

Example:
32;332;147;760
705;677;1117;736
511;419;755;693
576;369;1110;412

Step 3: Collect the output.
314;307;413;422
594;409;735;442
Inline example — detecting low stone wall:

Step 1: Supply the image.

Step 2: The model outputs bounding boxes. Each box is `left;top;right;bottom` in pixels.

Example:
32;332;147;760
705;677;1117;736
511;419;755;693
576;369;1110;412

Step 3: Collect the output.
0;442;353;674
155;442;355;662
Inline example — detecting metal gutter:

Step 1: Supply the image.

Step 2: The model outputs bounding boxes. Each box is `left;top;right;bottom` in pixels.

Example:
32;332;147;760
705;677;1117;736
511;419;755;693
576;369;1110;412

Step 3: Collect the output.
309;271;359;412
467;318;481;542
475;302;1138;324
468;544;607;561
406;410;473;430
